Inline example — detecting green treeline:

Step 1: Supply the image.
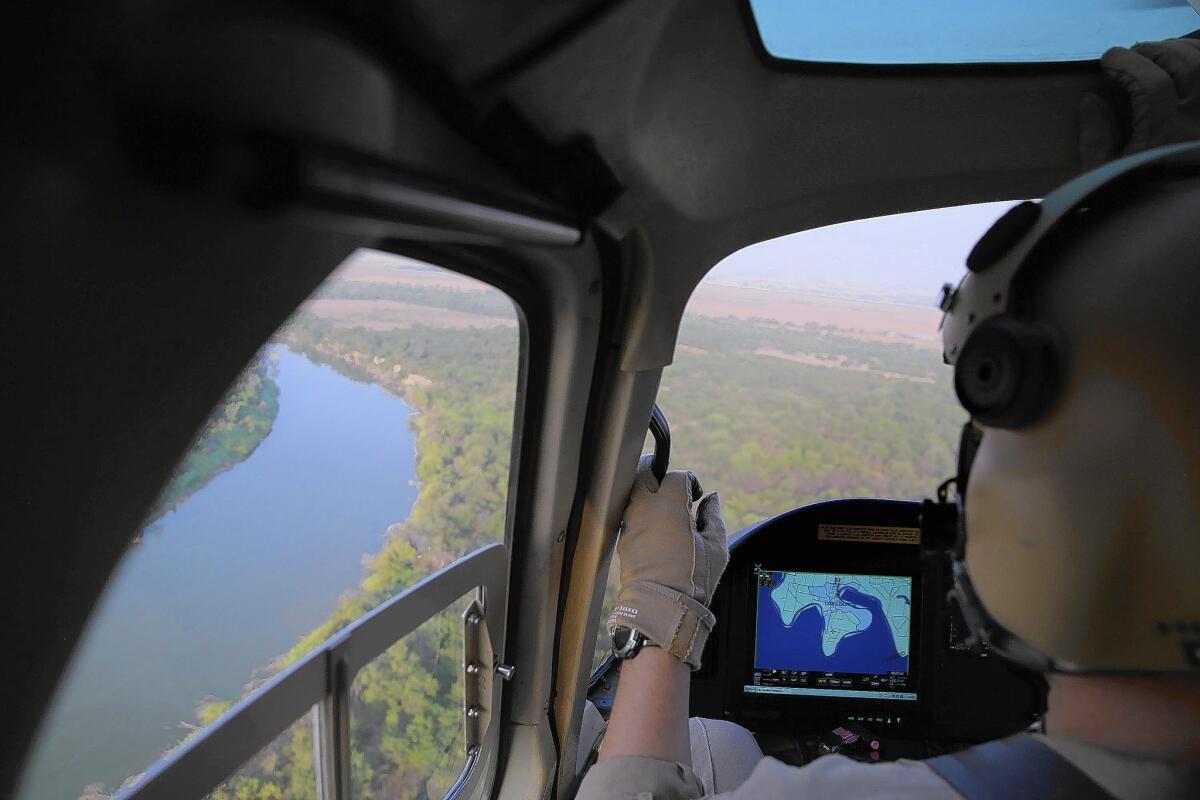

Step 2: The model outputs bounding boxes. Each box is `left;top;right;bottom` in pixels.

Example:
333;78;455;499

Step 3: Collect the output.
148;354;280;524
171;281;965;799
318;280;517;320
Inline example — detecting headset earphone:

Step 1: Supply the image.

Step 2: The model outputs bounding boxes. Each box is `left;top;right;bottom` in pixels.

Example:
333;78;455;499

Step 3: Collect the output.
941;140;1200;430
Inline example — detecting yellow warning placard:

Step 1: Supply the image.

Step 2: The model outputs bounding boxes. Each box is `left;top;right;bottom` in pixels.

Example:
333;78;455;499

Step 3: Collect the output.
817;524;920;545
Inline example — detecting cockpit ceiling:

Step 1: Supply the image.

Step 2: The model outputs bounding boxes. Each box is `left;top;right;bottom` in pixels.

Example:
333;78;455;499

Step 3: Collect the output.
398;0;1108;367
403;0;1098;249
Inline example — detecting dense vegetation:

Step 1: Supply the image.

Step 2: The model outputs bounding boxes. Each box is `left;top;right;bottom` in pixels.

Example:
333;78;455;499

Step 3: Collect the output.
147;354;280;524
317;281;517;320
663;315;961;531
115;273;965;799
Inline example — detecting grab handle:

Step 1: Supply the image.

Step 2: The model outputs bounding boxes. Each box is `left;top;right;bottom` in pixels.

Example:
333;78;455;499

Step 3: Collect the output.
648;404;671;485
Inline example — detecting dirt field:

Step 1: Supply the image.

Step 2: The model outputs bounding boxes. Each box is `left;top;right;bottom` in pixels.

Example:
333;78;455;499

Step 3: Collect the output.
687;283;943;349
754;347;935;383
333;251;492;292
324;250;944;346
301;299;516;330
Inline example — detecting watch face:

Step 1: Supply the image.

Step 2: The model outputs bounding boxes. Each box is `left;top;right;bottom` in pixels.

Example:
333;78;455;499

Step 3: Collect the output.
612;626;633;651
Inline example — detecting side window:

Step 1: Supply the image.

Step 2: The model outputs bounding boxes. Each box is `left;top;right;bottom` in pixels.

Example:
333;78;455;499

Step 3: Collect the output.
591;203;1007;673
21;250;519;800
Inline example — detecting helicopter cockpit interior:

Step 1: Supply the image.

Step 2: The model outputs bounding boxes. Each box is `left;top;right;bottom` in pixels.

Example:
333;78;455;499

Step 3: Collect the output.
6;1;1199;799
576;419;1046;773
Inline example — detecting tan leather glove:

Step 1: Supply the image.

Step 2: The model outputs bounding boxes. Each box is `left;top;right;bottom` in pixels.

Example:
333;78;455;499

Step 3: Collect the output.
1080;38;1200;171
607;455;729;670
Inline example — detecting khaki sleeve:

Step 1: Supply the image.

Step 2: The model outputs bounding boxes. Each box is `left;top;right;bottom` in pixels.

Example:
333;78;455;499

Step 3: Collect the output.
575;756;705;800
576;753;960;800
711;754;962;799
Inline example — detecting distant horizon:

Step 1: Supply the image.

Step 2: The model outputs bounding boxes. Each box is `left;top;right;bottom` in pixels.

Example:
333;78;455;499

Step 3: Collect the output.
703;201;1019;302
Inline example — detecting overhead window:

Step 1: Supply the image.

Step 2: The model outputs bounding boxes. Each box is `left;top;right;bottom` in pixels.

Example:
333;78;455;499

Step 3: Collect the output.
747;0;1200;65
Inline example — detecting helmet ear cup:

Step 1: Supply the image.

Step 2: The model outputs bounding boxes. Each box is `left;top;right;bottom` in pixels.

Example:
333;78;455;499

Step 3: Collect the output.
954;317;1061;429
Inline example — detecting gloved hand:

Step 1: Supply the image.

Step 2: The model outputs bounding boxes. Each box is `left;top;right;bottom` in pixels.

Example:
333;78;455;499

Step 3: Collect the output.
607;455;728;670
1080;38;1200;171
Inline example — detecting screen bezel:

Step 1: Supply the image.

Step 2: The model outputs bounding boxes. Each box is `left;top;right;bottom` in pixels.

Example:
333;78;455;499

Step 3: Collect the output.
687;499;1044;742
746;566;919;702
711;503;933;737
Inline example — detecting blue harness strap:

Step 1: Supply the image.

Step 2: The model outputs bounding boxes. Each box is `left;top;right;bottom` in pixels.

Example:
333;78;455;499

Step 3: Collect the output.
925;735;1114;800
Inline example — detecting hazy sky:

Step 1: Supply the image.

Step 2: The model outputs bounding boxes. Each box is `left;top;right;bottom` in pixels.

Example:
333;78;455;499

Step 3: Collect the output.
705;200;1018;298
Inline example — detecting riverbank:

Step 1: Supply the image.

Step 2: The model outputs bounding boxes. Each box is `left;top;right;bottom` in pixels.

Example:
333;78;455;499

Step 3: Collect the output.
95;314;517;800
185;334;434;723
144;352;281;527
24;346;421;800
181;315;518;800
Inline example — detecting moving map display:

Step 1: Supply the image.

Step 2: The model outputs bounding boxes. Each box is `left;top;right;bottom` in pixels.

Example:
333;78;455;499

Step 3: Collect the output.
746;568;917;701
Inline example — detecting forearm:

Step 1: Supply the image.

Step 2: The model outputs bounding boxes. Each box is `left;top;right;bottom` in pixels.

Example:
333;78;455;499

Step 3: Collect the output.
600;646;692;765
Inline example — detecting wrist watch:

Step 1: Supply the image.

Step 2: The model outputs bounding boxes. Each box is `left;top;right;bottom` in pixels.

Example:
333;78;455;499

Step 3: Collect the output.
611;625;652;660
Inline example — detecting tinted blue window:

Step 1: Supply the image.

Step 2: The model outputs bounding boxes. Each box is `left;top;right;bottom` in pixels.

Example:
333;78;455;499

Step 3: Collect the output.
748;0;1199;65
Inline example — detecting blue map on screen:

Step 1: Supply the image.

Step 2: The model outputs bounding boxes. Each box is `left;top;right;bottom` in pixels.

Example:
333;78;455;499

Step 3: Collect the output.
755;570;911;675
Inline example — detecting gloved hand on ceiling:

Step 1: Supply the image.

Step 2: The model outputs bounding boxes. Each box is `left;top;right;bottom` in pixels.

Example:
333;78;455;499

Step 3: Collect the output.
1080;37;1200;171
607;455;728;670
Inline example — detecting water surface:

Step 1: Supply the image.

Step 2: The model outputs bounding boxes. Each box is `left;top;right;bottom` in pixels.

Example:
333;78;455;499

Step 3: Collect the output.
22;346;418;799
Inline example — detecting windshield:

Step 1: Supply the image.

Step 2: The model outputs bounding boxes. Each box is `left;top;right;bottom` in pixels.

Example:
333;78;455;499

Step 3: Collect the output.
591;201;1018;672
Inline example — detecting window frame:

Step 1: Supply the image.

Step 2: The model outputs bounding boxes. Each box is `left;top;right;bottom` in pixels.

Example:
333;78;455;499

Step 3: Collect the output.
93;212;612;799
87;217;602;799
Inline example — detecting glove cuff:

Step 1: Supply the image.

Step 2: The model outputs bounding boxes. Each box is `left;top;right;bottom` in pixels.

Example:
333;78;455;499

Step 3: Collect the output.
607;580;716;670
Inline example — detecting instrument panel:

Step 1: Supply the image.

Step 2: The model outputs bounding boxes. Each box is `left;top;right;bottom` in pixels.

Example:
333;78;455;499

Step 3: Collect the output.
688;499;1046;746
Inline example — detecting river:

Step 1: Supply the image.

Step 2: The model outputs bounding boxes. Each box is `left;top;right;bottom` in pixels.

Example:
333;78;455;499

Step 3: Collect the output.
20;346;419;800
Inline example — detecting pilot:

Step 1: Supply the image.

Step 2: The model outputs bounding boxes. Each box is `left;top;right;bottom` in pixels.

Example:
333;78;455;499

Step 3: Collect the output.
576;39;1200;800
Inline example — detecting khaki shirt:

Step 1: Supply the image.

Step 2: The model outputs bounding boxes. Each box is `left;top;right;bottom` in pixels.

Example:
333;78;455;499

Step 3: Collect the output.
576;735;1200;800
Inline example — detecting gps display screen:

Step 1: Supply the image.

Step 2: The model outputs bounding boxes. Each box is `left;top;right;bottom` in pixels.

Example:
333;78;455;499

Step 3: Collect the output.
745;568;917;702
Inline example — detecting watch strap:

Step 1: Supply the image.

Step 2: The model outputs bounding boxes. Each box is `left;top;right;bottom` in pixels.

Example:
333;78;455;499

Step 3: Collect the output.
607;580;715;670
